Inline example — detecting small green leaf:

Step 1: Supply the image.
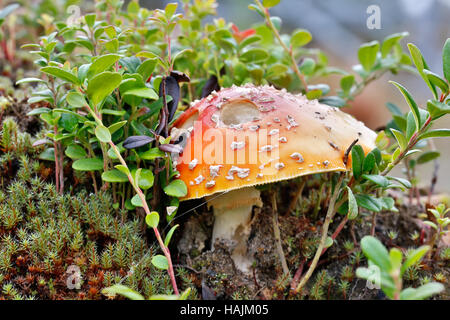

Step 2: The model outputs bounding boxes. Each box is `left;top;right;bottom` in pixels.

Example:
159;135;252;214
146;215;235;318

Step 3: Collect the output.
16;77;46;85
360;236;391;272
138;169;154;190
137;59;157;81
389;248;403;272
424;69;449;93
102;109;126;116
262;0;281;8
164;224;179;247
134;168;142;190
164;2;178;18
123;87;158;100
88;54;121;79
318;96;346;108
39;148;55;161
386;102;403;116
405;111;417;141
418;129;450;140
151;255;169;270
346;187;358;220
408;43;438;99
40;66;80;85
85;14;96;28
27;107;51;116
108;121;127;135
0;3;19;20
380;197;396;211
115;165;130;176
299;58;315;75
362;174;390;188
381;32;409;57
179;288;191;300
291;29;312;47
358;41;379;72
340;75;355;94
102;169;129;183
140;148;165;160
390;128;407;151
65;144;87;160
400;282;444;300
53;108;86;121
239;35;262;50
95;125;112;143
66;91;88;109
362;152;376;173
240;48;269;63
163;180;187;197
427;99;450;120
87;71;122;107
102;284;145;300
423;221;438;230
324;237;334;248
417;151;440;164
443;38;450;82
401;245;430;276
72;158;103;171
248;4;265;17
145;211;160;228
351;144;365;179
131;194;143;207
387;176;412;189
389;81;421;130
355;194;382;212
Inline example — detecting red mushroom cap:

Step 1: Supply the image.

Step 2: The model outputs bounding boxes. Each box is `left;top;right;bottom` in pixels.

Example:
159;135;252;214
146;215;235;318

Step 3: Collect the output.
172;84;376;200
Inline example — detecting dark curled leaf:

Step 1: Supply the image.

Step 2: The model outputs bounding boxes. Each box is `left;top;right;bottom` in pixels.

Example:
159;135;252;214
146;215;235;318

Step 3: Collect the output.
170;71;190;83
159;76;180;123
123;135;155;149
201;75;220;98
158;143;183;154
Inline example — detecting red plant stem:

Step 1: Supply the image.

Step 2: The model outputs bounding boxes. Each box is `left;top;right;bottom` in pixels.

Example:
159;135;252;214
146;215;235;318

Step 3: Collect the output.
59;142;64;193
109;141;179;295
321;215;349;256
290;259;305;291
256;0;308;92
53;140;59;192
53;125;60;193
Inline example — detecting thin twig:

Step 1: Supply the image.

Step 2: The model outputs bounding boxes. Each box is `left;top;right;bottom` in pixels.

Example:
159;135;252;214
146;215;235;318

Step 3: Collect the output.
272;191;289;275
295;174;344;292
286;179;306;215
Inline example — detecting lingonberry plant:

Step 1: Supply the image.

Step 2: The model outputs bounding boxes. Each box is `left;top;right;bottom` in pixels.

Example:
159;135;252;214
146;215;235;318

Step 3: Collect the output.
356;236;444;300
0;0;447;300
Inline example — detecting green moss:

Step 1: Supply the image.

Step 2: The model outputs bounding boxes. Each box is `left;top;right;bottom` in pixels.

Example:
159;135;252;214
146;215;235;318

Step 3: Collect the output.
0;138;173;299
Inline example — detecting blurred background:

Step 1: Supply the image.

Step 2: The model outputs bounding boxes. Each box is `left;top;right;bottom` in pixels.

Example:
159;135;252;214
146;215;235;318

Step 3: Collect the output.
132;0;450;192
2;0;450;191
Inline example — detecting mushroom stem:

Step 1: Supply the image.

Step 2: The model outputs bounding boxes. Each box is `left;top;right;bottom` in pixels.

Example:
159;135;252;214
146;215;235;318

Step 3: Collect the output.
207;187;262;273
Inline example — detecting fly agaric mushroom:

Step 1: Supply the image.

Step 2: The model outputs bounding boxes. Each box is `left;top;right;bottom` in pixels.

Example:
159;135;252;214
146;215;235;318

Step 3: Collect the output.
171;84;376;272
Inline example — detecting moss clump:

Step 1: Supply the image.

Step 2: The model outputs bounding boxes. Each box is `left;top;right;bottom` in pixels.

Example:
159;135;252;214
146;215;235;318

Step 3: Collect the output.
0;121;175;299
0;176;175;299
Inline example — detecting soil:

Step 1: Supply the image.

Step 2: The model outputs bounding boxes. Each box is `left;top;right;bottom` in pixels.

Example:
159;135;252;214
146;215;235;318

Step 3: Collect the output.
176;188;450;300
0;93;42;135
